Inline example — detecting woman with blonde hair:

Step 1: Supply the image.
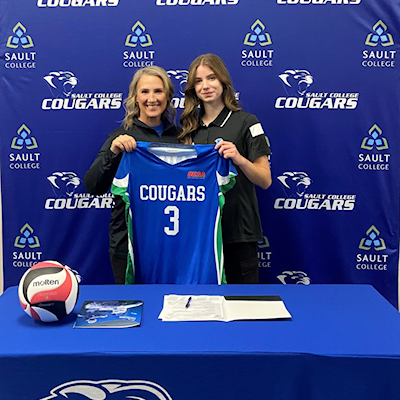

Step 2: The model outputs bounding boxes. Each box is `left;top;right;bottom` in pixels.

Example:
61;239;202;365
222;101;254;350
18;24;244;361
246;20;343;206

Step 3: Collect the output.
180;53;272;284
85;66;180;283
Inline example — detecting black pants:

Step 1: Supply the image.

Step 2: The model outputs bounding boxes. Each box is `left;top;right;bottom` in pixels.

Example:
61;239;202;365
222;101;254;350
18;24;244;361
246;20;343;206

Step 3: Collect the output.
223;242;259;284
110;254;127;284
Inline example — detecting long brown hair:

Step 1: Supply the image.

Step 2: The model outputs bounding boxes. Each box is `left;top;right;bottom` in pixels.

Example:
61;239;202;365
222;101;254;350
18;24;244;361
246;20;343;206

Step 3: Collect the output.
179;54;241;143
123;66;176;130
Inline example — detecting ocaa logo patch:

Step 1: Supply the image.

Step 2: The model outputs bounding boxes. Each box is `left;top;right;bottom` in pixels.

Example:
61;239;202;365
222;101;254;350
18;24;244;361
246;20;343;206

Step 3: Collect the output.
40;379;173;399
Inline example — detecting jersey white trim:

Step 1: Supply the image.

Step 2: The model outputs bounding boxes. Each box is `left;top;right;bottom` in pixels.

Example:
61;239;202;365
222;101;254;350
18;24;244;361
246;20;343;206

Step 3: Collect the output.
112;174;129;188
216;171;230;186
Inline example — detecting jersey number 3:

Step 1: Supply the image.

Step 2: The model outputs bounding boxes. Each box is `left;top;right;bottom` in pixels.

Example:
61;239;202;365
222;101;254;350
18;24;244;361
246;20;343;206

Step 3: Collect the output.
164;206;179;236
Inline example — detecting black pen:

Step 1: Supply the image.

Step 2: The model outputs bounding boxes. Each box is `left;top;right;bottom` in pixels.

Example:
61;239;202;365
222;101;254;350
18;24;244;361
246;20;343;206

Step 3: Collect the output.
185;296;192;308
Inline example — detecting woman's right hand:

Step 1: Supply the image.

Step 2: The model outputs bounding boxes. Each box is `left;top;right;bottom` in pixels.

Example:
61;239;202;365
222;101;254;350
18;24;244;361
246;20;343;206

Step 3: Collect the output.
110;135;137;155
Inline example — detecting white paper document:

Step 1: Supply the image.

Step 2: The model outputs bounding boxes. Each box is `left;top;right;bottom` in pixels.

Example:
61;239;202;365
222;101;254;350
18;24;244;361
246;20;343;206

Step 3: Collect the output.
158;295;292;322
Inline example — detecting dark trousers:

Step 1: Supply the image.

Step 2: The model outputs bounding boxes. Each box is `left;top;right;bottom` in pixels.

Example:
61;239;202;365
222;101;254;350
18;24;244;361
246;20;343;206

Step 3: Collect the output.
223;242;259;284
110;254;127;284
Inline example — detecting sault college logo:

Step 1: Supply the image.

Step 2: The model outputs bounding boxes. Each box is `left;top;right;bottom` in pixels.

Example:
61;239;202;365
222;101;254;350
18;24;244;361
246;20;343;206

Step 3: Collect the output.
9;124;41;170
41;70;123;110
40;379;173;400
356;225;388;272
362;21;396;68
123;22;155;68
14;223;40;249
276;69;359;109
274;171;356;210
277;271;311;285
37;0;119;7
241;19;274;68
168;69;188;109
358;124;390;171
5;23;36;69
13;224;43;269
45;171;114;210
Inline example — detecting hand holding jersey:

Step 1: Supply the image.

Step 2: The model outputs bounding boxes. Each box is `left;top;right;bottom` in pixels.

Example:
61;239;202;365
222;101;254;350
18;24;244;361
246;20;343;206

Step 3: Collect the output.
214;140;271;190
179;53;272;283
111;142;237;285
110;134;138;155
84;66;180;284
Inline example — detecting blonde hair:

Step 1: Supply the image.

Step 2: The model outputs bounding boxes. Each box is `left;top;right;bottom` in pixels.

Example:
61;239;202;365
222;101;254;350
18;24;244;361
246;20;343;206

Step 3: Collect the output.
179;54;241;143
123;66;176;130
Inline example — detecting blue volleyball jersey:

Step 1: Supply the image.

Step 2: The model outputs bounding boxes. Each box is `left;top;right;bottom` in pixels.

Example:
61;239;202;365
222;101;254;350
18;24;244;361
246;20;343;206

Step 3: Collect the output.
111;142;236;284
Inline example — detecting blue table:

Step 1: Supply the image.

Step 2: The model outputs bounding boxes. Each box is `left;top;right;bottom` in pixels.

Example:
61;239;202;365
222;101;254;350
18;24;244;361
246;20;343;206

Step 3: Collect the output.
1;284;400;400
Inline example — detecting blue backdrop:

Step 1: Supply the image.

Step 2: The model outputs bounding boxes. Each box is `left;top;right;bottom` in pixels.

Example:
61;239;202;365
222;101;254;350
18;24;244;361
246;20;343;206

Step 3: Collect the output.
1;0;399;306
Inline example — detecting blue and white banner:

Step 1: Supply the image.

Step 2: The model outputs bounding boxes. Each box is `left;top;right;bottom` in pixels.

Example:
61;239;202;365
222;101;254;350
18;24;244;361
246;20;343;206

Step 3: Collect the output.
0;0;399;306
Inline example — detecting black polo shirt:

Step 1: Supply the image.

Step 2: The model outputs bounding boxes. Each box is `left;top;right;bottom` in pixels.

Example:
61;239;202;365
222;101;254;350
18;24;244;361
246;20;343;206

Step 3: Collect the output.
192;107;271;244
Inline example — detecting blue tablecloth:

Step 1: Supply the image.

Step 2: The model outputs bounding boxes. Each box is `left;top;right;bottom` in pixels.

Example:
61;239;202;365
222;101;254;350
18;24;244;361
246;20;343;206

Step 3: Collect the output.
1;284;400;399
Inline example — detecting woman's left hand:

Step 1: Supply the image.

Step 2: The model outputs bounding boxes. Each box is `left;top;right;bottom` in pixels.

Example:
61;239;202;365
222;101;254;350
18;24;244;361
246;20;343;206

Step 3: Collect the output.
215;140;271;189
214;140;245;166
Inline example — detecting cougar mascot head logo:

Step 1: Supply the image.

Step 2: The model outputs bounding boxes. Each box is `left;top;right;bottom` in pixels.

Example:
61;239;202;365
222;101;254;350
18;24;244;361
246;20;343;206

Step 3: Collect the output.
43;71;78;98
278;69;313;96
277;271;311;285
40;379;173;400
167;69;188;95
277;172;312;198
47;172;81;198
